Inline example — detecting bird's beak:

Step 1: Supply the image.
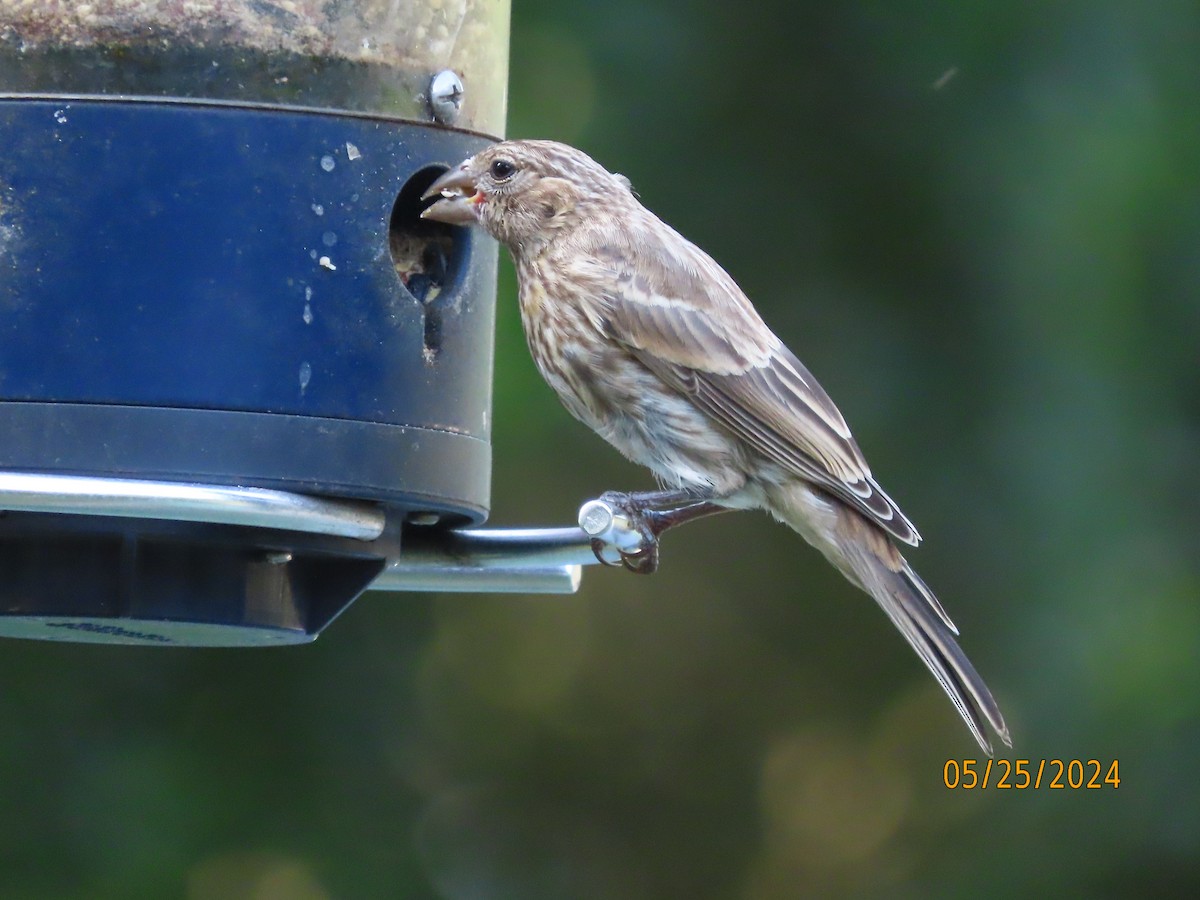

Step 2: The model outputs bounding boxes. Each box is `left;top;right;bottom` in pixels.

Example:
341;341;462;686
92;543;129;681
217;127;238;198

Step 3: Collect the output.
420;164;482;225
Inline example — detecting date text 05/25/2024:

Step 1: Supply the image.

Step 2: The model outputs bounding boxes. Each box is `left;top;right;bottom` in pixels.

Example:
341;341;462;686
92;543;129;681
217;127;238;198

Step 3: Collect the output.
943;759;1120;790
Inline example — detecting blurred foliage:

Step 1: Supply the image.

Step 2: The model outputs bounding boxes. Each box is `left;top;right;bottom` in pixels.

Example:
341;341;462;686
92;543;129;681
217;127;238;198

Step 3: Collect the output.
2;1;1199;898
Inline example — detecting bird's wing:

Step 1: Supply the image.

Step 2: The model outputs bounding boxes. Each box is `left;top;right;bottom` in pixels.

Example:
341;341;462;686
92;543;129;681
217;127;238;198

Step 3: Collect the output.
580;234;921;546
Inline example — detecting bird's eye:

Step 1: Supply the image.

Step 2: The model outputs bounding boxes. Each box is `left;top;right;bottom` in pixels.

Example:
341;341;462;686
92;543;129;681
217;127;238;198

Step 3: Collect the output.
489;158;516;181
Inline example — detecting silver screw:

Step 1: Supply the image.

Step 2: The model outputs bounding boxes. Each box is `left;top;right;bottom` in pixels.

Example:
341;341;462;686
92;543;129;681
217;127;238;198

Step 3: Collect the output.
429;70;464;124
578;499;614;537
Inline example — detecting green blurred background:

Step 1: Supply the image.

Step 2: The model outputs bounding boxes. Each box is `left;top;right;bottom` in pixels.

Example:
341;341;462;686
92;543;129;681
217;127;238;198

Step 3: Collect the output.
3;1;1198;897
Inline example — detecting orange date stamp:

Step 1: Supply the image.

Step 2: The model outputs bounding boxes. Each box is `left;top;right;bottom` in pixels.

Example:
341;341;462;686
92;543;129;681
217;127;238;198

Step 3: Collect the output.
943;758;1120;789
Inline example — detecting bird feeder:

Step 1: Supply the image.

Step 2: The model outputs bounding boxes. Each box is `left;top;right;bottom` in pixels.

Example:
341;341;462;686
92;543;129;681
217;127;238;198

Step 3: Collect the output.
0;1;632;646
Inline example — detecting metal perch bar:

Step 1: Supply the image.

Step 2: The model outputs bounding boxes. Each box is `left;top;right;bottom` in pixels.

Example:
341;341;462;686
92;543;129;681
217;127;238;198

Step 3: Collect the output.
376;500;656;594
0;473;657;596
376;526;594;594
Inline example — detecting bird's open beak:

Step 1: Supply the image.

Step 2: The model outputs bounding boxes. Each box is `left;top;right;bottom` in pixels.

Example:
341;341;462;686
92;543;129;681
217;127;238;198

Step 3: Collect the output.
420;165;482;225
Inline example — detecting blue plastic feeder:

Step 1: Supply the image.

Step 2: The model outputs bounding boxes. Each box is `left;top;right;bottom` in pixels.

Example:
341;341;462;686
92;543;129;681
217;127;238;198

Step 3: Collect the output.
0;3;520;644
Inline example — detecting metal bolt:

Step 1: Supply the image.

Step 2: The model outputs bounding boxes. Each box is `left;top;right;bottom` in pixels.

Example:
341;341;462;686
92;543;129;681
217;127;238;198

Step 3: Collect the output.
429;70;464;125
578;499;614;537
265;551;293;565
578;499;646;554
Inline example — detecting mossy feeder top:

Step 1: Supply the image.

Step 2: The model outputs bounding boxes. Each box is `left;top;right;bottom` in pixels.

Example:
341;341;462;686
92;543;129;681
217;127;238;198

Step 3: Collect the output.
0;0;510;134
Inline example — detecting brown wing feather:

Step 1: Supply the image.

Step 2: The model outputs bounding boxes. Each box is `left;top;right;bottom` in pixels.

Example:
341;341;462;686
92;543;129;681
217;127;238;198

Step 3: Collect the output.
581;230;921;546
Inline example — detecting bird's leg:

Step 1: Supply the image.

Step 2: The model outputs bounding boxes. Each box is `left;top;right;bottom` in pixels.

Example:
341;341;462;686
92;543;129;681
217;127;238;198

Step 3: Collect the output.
589;487;731;575
597;486;712;512
643;500;728;535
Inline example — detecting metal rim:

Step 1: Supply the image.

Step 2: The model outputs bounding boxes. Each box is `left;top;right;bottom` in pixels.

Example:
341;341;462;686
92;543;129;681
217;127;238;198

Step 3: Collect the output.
0;471;386;540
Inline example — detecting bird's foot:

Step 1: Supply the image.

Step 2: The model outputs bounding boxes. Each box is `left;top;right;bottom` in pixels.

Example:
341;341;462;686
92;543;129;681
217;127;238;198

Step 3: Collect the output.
597;490;647;517
618;542;661;575
589;538;661;575
579;489;727;576
581;494;663;575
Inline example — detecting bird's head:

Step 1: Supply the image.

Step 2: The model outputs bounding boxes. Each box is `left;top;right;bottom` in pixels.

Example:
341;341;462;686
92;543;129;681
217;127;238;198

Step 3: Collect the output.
421;140;633;252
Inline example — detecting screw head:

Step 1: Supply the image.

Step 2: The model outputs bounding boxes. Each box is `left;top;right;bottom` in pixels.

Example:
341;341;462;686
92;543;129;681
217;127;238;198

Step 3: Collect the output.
578;500;614;537
429;70;464;125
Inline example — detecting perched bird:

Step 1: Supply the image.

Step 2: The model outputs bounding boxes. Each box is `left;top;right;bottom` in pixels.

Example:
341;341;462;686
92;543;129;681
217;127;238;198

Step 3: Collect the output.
423;140;1010;754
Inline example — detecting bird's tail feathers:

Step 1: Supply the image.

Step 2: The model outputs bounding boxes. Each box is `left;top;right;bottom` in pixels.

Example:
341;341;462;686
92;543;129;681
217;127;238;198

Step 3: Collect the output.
774;490;1011;755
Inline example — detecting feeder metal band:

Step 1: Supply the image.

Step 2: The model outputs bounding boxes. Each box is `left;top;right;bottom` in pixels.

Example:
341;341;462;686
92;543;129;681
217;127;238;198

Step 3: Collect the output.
0;472;385;540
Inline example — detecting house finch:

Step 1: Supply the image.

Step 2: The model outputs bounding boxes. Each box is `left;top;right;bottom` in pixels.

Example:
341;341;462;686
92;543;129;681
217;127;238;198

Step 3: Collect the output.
423;140;1010;754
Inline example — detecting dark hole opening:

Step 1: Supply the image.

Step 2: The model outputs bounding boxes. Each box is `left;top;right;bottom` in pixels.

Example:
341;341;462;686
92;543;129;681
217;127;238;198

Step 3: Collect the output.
389;166;466;356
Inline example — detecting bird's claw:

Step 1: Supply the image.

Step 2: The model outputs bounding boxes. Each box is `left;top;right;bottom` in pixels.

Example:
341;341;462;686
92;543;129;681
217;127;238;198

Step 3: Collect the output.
618;541;660;575
582;493;664;575
590;537;622;568
616;504;661;574
588;536;660;574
